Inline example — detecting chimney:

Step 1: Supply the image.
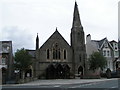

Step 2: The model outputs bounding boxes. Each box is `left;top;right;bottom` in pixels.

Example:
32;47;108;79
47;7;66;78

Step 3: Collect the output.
86;34;91;43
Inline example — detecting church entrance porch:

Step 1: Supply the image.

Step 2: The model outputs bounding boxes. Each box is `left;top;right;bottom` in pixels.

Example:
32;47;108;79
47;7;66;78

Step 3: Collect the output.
46;64;56;79
45;63;70;79
25;69;32;78
55;63;64;79
63;64;70;79
78;66;83;78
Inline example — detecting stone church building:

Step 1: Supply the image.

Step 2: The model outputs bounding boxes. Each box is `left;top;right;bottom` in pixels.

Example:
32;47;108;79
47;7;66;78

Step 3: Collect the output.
28;2;86;79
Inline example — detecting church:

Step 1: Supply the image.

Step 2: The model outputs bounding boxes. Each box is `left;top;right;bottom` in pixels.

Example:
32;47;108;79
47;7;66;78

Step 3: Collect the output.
28;2;86;79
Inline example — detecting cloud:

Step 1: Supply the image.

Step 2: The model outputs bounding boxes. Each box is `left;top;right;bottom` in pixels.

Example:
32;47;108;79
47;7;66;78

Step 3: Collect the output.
1;26;35;53
0;0;119;52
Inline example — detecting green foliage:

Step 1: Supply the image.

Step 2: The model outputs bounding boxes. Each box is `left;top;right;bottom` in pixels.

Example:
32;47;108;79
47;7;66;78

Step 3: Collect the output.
14;48;32;71
89;52;107;71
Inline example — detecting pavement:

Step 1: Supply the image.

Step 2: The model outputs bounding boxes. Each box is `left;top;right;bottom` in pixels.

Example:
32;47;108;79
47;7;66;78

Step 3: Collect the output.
3;78;119;86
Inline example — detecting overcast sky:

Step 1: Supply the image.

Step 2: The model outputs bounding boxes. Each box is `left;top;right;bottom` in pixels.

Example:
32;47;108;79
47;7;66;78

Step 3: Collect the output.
0;0;119;52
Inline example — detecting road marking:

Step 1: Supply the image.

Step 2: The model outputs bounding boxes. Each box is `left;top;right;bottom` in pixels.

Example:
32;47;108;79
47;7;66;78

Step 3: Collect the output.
54;85;60;87
69;83;94;88
111;86;118;88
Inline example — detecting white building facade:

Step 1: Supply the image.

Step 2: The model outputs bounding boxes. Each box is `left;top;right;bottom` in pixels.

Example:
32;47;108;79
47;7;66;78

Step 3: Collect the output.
86;34;119;72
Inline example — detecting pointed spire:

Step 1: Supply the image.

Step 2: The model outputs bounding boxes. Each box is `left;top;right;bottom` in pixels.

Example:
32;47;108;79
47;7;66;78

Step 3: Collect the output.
72;1;82;28
56;27;58;31
36;33;39;50
36;33;39;40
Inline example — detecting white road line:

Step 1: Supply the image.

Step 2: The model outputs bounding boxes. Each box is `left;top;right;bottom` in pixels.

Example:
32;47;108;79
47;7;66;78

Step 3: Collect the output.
69;83;94;88
111;86;118;88
54;85;60;87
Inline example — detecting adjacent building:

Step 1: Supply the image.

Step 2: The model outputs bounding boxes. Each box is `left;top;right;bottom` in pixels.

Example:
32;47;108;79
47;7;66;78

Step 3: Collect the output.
0;41;14;84
86;34;119;72
115;40;120;70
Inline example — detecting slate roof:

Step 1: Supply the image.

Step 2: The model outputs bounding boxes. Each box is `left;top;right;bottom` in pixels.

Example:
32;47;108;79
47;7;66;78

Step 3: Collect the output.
91;37;113;50
26;50;36;58
97;38;106;48
109;40;118;46
40;29;70;49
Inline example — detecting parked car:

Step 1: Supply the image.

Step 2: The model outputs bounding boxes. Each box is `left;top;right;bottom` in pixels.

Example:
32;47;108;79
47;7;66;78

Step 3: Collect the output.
111;71;118;78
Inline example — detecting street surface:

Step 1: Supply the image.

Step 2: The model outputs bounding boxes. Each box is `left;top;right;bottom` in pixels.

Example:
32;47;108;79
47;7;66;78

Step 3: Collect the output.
2;78;120;90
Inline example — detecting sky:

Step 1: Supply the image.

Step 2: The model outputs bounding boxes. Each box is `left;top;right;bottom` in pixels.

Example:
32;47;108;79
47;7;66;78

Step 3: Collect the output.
0;0;119;53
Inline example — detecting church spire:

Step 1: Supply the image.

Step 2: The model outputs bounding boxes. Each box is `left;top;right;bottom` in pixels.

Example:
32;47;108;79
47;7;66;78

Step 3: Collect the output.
36;33;39;50
56;27;58;31
72;1;82;28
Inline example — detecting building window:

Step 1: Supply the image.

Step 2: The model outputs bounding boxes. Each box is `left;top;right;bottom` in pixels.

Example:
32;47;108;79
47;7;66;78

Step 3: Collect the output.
64;50;67;59
53;49;60;59
52;43;61;60
115;51;118;56
58;49;61;59
47;49;50;59
53;49;56;59
104;42;108;48
79;54;81;62
2;58;6;64
115;47;117;50
107;51;110;57
103;50;106;56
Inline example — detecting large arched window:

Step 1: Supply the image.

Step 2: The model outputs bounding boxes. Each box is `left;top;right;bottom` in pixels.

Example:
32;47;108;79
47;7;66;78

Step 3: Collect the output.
53;43;61;60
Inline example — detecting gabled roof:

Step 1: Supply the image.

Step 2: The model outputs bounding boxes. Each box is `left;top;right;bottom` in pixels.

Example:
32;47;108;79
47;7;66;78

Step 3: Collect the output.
91;37;114;50
109;40;118;47
91;38;106;49
109;40;118;45
40;29;70;49
98;38;106;48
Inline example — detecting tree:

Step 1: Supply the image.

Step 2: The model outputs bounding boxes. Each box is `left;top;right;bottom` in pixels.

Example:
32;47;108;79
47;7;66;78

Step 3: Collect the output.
89;52;107;71
14;48;32;79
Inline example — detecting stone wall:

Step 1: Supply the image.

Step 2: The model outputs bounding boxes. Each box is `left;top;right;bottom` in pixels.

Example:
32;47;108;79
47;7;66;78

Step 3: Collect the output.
83;68;101;79
18;77;37;84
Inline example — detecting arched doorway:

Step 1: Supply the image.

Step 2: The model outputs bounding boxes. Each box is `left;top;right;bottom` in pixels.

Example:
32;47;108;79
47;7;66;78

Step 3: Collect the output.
63;64;70;79
46;63;70;79
55;63;64;79
25;69;32;78
46;64;55;79
78;66;83;78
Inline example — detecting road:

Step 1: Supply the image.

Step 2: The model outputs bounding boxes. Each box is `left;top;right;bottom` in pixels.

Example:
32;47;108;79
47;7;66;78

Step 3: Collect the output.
2;78;120;90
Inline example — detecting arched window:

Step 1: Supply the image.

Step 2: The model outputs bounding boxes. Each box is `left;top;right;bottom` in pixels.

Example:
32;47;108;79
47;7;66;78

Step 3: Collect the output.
58;49;61;59
47;49;50;59
52;43;61;60
64;50;66;59
103;50;106;56
53;49;56;59
79;54;81;62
